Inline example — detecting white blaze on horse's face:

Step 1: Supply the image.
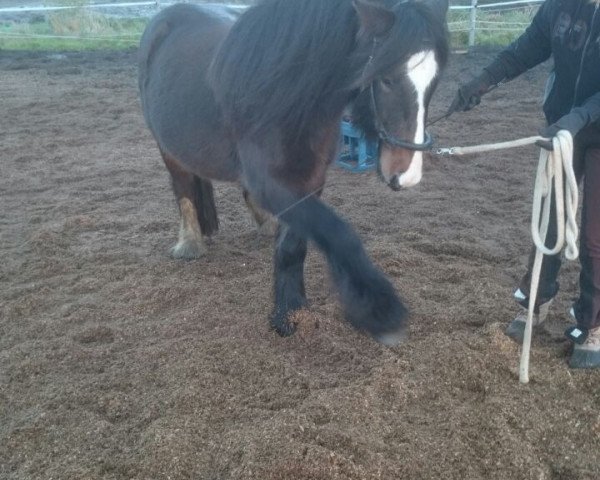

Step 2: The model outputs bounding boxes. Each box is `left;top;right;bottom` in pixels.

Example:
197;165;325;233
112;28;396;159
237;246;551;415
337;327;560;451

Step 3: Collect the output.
379;49;439;190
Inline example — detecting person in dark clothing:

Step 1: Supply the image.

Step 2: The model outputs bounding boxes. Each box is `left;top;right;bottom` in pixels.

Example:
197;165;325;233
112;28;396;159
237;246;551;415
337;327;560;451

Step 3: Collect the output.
448;0;600;368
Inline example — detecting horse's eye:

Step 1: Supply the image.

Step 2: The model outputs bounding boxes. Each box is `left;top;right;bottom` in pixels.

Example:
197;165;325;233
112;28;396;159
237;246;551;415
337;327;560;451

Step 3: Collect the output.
380;77;393;89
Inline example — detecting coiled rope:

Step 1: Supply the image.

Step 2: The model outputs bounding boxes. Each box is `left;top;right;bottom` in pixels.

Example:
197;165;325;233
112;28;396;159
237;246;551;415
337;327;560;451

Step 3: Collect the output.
521;130;578;383
436;131;579;383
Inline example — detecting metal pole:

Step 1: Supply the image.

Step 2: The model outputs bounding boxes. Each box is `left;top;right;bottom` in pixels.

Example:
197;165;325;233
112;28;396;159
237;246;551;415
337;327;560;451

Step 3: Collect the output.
469;0;478;48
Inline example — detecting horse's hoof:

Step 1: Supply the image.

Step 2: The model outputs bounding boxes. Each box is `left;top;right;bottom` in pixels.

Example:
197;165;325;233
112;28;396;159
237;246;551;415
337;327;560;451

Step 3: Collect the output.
368;304;409;346
170;240;206;260
373;326;407;346
343;275;409;345
271;319;297;337
272;323;297;337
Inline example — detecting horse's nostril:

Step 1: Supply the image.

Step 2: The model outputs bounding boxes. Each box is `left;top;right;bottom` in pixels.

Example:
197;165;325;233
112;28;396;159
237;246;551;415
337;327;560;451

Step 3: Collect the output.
389;175;402;191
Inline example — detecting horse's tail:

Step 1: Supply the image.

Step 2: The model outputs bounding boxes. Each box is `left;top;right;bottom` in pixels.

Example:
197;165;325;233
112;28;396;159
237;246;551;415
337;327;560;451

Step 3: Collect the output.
194;177;219;237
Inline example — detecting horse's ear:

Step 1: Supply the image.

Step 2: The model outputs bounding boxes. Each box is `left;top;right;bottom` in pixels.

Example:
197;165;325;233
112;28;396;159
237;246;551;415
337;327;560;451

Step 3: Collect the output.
421;0;449;20
353;0;395;38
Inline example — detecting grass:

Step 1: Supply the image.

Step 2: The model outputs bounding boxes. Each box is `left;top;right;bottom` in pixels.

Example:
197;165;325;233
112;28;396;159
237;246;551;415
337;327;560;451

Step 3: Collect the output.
0;8;148;50
448;6;539;49
0;3;539;52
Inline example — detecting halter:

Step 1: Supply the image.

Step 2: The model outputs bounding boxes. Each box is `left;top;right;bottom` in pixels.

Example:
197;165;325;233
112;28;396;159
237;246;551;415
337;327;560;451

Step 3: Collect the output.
364;38;434;152
369;82;434;151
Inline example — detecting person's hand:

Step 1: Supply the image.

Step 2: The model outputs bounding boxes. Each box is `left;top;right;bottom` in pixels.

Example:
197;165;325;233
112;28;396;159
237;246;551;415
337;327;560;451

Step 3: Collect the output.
535;138;554;151
536;108;591;151
447;71;494;114
539;107;590;138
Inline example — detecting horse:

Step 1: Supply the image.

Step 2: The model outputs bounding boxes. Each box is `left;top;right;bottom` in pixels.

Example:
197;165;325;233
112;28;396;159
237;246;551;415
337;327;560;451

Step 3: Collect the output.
138;0;449;345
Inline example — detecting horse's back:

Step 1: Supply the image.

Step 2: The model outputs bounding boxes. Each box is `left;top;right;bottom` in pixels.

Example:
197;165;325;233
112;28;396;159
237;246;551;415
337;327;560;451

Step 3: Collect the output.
139;3;232;89
139;4;240;181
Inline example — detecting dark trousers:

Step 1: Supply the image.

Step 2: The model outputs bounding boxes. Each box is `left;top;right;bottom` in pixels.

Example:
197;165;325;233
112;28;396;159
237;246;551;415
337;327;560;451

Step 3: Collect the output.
518;125;600;330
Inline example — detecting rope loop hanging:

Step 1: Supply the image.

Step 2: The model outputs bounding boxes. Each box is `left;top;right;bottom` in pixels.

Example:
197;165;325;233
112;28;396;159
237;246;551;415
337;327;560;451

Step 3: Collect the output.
434;131;578;383
520;129;578;384
530;130;579;260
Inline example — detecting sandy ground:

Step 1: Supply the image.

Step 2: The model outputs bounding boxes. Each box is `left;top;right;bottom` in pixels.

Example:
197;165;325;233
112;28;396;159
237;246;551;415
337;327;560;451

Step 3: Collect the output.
1;48;599;479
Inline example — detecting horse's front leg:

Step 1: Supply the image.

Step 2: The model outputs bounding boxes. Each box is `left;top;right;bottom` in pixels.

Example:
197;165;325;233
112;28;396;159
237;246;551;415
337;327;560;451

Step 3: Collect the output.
238;137;407;344
271;224;308;335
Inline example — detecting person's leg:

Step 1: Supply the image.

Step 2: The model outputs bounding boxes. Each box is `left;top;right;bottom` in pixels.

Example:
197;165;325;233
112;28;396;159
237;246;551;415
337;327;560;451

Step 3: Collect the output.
516;194;563;305
506;140;586;343
569;145;600;368
505;189;563;343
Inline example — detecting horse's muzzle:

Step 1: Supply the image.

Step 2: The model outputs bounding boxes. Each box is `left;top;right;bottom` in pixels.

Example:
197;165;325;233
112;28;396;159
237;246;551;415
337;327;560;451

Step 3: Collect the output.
378;144;423;190
389;175;402;191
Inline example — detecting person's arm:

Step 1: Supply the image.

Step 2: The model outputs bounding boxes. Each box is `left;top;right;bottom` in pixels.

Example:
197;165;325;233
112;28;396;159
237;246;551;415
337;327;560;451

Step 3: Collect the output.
486;1;553;83
582;93;600;125
541;92;600;138
448;0;554;113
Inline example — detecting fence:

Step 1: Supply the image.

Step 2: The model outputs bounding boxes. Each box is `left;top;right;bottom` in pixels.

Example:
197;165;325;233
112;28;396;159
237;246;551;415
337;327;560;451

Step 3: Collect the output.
450;0;543;47
0;0;544;48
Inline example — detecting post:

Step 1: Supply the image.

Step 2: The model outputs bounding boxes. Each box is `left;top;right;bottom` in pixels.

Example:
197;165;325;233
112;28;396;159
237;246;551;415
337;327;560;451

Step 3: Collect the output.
469;0;478;48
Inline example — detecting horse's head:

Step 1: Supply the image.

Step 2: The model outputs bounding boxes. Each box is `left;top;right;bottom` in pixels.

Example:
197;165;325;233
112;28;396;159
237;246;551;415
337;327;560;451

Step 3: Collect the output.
350;0;449;190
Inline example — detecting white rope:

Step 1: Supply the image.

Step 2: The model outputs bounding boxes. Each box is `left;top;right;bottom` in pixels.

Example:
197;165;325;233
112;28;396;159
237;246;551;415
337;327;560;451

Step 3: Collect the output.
519;130;578;384
435;135;544;156
436;131;579;383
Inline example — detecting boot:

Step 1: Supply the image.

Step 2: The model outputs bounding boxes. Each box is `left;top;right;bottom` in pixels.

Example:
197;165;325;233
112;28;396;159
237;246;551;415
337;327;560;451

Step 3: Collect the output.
569;325;600;369
505;289;553;344
569;252;600;368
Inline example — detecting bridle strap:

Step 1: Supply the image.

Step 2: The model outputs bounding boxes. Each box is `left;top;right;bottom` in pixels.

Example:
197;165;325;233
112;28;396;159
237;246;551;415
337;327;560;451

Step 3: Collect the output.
369;82;434;151
378;125;434;151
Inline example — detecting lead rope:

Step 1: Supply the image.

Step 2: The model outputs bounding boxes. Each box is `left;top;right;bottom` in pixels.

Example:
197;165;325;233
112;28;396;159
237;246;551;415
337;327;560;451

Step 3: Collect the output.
435;135;544;156
436;131;579;383
520;130;578;384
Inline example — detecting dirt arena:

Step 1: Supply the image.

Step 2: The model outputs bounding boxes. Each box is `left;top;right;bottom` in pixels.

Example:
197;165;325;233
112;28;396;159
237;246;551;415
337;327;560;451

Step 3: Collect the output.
1;48;599;479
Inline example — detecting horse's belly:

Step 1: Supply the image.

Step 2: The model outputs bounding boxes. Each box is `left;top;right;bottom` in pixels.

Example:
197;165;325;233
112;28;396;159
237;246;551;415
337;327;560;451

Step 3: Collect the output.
159;135;241;183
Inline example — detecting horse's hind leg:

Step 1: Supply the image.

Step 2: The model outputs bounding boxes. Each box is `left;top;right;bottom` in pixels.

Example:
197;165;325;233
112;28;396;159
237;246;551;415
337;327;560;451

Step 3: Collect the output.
243;189;278;236
161;151;218;259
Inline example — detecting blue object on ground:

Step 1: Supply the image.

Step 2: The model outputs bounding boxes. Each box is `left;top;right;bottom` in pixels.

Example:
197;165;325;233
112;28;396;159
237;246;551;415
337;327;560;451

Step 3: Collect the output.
337;120;378;172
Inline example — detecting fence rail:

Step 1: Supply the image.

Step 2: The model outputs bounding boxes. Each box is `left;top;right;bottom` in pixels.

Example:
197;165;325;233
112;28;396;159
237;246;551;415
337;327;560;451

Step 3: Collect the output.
0;0;545;48
0;2;161;14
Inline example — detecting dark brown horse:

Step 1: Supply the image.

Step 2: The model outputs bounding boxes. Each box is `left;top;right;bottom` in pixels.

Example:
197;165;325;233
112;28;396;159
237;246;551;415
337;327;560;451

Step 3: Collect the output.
138;0;449;344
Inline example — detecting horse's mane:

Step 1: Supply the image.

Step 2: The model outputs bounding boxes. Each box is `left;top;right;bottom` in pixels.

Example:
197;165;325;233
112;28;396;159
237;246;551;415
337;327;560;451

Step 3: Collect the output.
209;0;358;139
209;0;448;140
